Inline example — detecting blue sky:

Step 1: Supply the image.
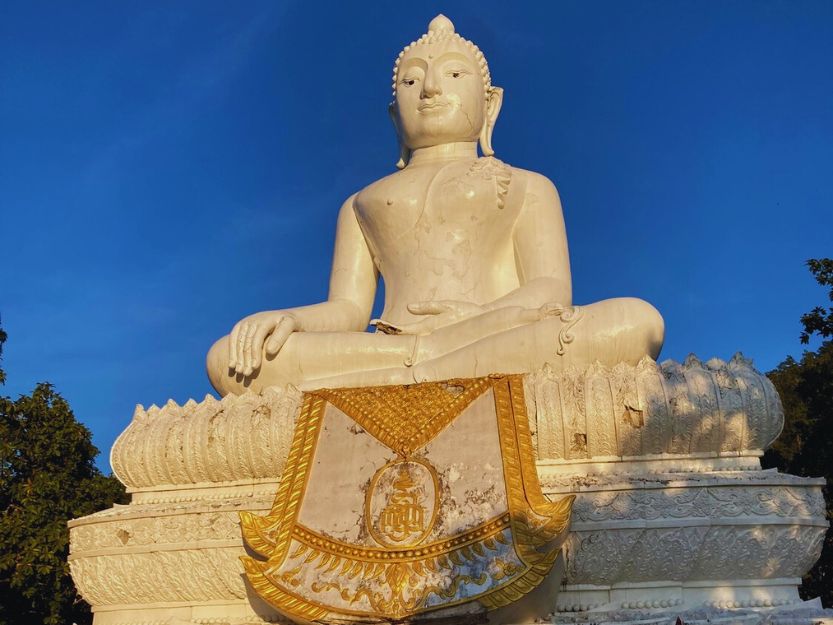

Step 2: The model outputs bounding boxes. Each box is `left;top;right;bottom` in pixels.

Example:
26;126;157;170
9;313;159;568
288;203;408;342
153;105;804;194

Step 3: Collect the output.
1;1;831;468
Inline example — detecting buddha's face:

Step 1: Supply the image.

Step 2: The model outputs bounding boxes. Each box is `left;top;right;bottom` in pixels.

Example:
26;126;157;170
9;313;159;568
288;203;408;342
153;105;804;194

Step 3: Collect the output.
393;39;487;150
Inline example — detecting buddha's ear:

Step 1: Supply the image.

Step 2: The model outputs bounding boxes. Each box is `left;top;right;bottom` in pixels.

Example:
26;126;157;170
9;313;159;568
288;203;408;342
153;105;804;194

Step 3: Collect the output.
479;86;504;157
388;102;411;169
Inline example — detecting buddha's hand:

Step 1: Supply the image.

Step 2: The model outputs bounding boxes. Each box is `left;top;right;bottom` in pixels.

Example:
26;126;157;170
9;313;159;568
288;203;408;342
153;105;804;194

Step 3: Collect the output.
228;312;297;376
395;300;486;335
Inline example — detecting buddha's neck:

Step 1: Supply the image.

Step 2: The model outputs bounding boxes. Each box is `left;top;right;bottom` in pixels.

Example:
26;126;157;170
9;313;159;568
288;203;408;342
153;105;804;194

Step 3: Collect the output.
408;142;478;166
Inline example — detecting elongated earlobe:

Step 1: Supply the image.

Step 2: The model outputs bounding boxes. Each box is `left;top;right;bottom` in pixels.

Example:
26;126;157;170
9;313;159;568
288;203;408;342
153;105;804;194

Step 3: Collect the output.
396;145;411;170
479;86;504;157
389;103;411;169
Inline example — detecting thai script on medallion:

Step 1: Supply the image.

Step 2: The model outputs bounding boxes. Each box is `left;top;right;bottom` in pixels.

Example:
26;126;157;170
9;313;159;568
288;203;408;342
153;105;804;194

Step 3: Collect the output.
380;465;425;542
365;458;439;547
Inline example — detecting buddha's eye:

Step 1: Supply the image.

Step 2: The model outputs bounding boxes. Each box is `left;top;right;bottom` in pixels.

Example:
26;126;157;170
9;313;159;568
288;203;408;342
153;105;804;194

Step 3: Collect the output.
401;77;418;87
447;69;470;79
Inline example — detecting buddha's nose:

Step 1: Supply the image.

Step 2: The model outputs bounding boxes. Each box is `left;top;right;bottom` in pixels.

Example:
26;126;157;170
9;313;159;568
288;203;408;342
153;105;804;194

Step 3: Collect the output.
421;71;442;98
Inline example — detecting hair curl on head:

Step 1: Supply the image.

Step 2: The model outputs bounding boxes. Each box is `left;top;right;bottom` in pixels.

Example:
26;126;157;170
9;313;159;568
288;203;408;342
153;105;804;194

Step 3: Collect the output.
391;15;491;99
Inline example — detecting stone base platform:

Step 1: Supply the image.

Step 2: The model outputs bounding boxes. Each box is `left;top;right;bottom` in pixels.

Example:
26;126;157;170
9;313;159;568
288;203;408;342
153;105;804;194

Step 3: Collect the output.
84;601;833;625
68;357;830;624
552;600;832;625
70;466;828;624
545;469;827;615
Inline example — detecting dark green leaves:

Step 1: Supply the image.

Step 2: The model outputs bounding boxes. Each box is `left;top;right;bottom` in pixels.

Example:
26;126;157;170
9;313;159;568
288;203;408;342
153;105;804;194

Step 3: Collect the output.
764;258;833;607
0;327;127;625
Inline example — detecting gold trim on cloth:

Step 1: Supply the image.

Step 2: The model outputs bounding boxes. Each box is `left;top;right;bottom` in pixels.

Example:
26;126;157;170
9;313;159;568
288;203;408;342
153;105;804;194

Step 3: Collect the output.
316;377;495;456
240;375;573;622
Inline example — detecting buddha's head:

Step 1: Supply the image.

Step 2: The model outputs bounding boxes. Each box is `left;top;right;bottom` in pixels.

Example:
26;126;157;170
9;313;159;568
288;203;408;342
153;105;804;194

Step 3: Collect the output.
390;15;503;168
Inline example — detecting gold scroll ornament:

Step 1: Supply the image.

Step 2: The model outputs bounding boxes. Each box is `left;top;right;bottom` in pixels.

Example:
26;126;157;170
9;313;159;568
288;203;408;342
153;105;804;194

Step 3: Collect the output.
240;375;573;622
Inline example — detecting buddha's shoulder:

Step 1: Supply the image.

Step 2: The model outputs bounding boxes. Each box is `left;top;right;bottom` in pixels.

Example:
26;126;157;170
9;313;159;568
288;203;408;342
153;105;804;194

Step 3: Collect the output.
501;164;558;193
354;169;406;208
458;158;559;194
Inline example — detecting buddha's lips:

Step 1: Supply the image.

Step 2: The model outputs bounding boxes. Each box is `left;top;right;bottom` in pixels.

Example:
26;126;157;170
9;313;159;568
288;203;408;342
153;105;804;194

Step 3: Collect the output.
418;101;450;111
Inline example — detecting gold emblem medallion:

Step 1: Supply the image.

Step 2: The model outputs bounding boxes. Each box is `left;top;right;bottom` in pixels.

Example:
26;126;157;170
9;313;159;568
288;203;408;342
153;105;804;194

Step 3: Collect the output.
366;458;439;548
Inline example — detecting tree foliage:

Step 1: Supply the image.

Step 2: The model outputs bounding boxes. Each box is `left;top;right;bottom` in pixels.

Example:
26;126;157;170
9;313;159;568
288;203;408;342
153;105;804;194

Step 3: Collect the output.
764;258;833;607
0;328;127;625
800;258;833;344
0;326;6;385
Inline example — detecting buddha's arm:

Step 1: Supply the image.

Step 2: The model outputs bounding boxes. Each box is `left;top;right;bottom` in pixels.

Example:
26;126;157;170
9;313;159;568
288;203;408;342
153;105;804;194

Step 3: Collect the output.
229;194;377;375
282;193;377;332
483;171;572;310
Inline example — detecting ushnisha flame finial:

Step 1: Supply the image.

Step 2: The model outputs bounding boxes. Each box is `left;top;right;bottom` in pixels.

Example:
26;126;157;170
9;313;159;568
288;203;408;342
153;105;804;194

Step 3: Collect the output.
392;14;492;98
428;14;455;35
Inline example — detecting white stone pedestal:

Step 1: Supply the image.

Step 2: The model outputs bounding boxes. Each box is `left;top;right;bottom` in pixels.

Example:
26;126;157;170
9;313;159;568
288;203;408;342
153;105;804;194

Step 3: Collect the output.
68;357;830;624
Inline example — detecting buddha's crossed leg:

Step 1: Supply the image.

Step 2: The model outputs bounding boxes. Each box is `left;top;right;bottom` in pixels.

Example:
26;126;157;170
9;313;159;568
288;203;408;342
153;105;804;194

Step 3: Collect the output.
207;297;663;395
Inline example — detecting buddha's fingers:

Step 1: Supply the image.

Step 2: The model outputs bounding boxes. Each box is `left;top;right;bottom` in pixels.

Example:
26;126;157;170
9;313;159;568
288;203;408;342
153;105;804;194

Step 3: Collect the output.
264;316;296;358
407;302;449;315
242;323;258;374
228;323;241;370
234;324;249;374
251;321;278;370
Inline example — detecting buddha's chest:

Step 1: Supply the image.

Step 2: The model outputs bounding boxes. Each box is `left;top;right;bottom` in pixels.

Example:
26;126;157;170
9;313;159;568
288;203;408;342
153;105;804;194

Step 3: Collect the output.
355;158;523;256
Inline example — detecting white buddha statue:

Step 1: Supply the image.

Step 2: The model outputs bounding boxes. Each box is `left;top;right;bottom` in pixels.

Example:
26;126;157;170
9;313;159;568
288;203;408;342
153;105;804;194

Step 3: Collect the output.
207;15;664;395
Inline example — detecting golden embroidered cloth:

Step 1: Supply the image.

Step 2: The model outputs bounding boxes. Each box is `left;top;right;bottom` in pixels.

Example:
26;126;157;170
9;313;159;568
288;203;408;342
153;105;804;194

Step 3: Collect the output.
240;374;573;622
